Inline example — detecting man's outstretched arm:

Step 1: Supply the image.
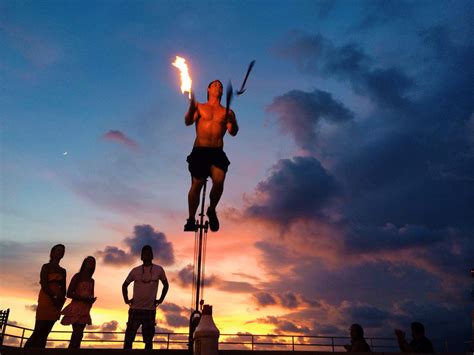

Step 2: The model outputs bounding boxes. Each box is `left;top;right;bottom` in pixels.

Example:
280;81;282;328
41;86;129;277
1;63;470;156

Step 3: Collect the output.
185;93;199;126
227;110;239;136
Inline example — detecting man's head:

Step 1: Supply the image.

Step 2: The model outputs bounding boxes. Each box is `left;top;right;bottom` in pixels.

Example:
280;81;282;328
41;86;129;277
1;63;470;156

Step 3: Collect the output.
411;322;425;339
141;245;154;263
207;80;223;101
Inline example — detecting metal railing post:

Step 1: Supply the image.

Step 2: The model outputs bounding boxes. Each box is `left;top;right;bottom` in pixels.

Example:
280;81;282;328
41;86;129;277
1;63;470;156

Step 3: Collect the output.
20;328;25;347
331;337;335;352
167;333;170;349
292;336;295;351
251;334;254;351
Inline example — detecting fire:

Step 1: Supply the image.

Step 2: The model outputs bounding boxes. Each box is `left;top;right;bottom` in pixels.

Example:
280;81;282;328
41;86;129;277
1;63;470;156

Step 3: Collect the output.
172;56;192;99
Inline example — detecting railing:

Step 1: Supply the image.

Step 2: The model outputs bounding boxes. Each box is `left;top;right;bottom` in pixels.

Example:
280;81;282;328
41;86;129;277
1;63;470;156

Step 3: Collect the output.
2;322;400;351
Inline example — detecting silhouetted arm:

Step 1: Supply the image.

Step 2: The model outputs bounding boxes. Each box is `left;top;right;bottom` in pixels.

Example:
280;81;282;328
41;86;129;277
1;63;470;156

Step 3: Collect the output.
59;267;66;300
226;110;239;136
122;280;133;305
39;264;55;299
395;329;413;352
155;279;169;306
67;274;80;299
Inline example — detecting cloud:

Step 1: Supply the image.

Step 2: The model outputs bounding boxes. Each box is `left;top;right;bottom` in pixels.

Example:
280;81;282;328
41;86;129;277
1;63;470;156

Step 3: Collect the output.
96;224;175;266
245;156;340;225
102;130;139;151
266;89;353;153
159;302;189;329
173;265;254;293
124;225;174;265
253;292;276;307
95;246;135;265
86;321;120;341
278;292;299;309
250;316;311;335
165;313;189;328
254;290;318;310
344;224;450;253
274;31;414;109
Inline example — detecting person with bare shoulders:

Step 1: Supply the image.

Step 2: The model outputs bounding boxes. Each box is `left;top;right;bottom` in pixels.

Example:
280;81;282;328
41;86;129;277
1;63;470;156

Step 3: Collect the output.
184;80;239;232
24;244;66;348
61;256;97;348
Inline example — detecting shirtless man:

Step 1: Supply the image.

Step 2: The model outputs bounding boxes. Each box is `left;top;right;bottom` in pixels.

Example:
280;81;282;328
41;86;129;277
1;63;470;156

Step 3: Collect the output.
184;80;239;232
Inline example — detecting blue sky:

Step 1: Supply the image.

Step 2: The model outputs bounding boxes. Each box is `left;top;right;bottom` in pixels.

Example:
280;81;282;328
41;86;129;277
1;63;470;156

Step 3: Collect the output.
1;0;473;351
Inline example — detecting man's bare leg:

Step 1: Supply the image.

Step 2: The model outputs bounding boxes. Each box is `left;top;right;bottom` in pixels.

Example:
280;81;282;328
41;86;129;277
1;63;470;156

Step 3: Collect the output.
207;165;226;232
209;165;225;210
185;177;206;231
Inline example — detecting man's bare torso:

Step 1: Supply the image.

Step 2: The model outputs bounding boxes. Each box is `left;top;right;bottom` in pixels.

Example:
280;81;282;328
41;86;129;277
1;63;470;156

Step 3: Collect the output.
193;102;234;148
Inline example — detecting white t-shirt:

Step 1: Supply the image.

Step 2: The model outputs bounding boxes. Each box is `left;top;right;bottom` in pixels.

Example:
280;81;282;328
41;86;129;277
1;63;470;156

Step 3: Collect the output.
125;263;167;310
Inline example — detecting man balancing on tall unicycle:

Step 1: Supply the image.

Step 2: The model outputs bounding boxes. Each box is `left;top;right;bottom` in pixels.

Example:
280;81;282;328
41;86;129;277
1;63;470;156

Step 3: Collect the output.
183;80;239;232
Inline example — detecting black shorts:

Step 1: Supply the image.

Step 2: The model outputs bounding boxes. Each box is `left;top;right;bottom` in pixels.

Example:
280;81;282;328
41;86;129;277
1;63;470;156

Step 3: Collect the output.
187;147;230;179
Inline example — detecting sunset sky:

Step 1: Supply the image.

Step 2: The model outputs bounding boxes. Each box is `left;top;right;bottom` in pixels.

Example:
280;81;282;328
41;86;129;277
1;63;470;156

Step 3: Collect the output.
1;0;473;351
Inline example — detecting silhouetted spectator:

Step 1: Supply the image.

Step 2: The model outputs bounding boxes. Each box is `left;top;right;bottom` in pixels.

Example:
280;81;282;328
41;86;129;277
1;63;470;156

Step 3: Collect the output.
61;256;97;348
24;244;66;348
122;245;169;350
344;323;371;352
395;322;434;353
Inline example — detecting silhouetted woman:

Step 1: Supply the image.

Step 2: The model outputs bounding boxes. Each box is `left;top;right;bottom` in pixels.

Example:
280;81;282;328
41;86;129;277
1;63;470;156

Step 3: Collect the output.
344;323;371;352
61;256;97;348
24;244;66;348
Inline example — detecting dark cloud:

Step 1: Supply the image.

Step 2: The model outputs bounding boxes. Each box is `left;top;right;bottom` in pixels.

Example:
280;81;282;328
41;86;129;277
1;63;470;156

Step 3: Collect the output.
315;324;340;335
102;129;138;150
124;225;174;266
174;265;255;293
176;264;193;287
95;246;134;266
159;302;189;329
250;316;311;335
347;305;393;328
276;320;311;334
96;224;174;266
345;224;449;253
174;264;218;289
349;0;418;32
160;302;185;314
253;292;277;307
278;291;299;309
218;280;258;293
86;321;120;341
266;89;353;153
274;32;414;109
254;290;314;310
165;313;189;328
245;157;340;224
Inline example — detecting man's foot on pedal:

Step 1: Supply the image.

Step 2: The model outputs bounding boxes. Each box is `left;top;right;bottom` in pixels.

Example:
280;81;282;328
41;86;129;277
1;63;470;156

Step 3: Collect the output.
206;207;219;232
184;218;197;232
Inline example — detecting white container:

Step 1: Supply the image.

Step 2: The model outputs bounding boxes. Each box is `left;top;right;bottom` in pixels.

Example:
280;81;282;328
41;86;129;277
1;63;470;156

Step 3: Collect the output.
193;305;220;355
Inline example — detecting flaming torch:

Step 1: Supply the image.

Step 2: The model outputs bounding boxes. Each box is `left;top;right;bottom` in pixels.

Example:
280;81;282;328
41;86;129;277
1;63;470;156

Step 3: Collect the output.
172;56;192;99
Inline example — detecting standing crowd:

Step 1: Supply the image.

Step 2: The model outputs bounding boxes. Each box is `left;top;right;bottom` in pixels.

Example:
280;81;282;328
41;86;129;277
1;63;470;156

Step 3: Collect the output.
24;244;168;349
23;244;434;352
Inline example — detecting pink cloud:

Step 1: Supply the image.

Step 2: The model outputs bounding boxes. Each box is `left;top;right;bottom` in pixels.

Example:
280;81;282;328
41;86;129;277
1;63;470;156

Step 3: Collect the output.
102;130;138;150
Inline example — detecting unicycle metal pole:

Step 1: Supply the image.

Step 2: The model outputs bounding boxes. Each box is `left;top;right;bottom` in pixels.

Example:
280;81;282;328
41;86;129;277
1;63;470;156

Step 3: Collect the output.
189;179;208;353
195;179;208;310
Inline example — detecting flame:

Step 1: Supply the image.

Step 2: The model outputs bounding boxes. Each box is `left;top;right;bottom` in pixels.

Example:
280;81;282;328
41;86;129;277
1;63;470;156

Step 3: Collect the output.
172;56;192;99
